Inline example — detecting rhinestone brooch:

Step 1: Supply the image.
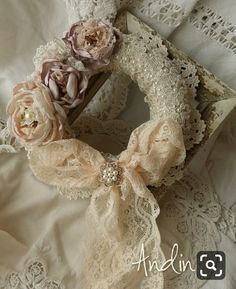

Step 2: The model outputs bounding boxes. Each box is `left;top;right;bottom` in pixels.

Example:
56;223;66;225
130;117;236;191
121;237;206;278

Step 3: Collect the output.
100;162;122;187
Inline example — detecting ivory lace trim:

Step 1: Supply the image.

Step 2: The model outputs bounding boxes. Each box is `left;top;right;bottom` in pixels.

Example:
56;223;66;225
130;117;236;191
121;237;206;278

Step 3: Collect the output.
132;0;236;55
189;4;236;55
132;0;185;27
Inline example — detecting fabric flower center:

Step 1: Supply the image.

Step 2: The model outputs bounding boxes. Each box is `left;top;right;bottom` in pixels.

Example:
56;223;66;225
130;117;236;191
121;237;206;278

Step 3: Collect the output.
50;70;68;94
51;70;67;84
21;108;38;127
85;34;99;46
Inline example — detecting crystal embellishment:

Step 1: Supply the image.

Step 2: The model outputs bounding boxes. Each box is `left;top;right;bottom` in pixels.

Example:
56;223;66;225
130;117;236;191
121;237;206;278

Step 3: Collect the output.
100;162;122;186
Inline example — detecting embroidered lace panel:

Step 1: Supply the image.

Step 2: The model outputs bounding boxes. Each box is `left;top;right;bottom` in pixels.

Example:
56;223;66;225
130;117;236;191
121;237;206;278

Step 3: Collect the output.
0;260;64;289
154;173;236;289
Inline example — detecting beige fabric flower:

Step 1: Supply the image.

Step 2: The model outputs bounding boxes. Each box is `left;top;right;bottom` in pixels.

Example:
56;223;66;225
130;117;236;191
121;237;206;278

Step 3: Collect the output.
7;81;69;149
63;18;122;69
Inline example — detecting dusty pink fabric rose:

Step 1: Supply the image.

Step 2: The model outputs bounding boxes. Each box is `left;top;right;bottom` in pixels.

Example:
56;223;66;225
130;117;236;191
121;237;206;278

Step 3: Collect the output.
41;60;88;109
63;18;122;69
7;81;69;149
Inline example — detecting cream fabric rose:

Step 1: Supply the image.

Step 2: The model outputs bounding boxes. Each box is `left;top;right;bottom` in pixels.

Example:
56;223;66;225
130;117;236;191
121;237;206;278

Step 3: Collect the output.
7;81;69;149
41;60;88;109
63;18;122;69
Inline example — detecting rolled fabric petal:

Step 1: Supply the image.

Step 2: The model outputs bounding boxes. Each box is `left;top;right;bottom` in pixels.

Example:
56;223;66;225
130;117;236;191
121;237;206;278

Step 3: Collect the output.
40;59;88;109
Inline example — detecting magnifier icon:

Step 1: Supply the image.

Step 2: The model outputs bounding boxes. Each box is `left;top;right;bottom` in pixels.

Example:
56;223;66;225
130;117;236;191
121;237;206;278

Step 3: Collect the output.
206;260;217;271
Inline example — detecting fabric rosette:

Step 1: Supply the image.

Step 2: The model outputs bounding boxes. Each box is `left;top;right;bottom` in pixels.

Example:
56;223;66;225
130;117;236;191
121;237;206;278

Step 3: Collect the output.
7;81;70;149
41;59;88;109
63;18;122;69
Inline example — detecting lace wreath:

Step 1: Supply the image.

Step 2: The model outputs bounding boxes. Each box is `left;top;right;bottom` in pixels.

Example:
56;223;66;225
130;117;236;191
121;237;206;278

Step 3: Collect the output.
5;16;204;289
30;14;206;187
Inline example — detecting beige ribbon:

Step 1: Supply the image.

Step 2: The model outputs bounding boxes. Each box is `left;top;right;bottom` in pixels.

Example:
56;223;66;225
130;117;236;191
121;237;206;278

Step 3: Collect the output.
28;118;186;289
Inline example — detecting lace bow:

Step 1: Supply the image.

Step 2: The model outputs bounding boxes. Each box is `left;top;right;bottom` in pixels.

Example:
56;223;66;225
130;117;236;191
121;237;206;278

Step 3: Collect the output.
29;119;186;289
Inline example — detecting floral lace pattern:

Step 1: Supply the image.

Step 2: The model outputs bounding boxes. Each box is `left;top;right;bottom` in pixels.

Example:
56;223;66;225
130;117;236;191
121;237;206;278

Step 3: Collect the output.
216;206;236;242
0;260;64;289
82;192;165;289
156;173;222;289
